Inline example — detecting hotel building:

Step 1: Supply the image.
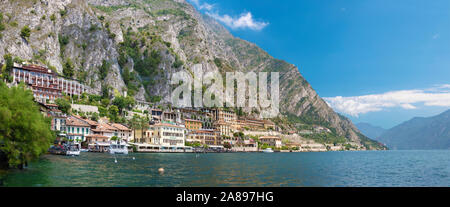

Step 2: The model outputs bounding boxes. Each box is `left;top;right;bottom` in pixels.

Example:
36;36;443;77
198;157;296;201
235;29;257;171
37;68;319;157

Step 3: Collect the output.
149;122;186;148
11;63;88;103
186;129;221;146
184;119;202;131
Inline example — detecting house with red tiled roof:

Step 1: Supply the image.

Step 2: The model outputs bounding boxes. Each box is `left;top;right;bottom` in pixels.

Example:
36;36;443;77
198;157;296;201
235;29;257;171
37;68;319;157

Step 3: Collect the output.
65;116;90;143
91;123;116;139
109;123;133;142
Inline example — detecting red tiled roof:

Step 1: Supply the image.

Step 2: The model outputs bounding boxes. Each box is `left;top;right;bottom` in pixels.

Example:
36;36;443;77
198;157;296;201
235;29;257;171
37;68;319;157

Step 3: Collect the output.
110;123;130;131
73;115;99;126
185;119;202;123
67;133;83;136
101;123;117;130
262;119;275;125
91;123;116;133
259;136;281;140
190;129;220;134
66;116;89;127
86;134;108;139
153;122;184;128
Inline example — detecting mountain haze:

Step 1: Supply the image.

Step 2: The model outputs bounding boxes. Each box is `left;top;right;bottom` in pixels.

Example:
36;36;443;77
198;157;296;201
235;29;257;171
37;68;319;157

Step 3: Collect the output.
378;110;450;150
356;123;387;140
0;0;385;149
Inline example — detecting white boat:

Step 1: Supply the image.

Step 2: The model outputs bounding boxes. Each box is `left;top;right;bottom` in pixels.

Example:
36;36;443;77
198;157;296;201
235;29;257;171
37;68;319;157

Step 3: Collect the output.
66;143;81;156
109;141;129;154
66;150;80;156
262;148;274;153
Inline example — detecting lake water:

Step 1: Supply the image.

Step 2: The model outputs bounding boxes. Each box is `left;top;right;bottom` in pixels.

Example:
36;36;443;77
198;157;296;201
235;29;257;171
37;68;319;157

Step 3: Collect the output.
0;150;449;187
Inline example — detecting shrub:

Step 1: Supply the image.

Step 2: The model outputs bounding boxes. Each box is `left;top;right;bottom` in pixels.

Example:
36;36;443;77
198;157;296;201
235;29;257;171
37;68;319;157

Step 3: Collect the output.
20;26;31;40
59;9;67;17
58;34;69;46
55;98;71;114
98;60;111;81
62;58;74;78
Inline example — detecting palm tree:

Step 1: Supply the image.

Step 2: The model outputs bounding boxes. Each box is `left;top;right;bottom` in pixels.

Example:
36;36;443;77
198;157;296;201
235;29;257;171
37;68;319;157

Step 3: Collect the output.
129;115;140;143
139;116;150;143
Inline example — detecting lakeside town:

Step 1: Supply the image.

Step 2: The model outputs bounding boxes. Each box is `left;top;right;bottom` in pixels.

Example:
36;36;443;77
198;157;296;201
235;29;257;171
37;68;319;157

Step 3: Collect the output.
3;62;362;155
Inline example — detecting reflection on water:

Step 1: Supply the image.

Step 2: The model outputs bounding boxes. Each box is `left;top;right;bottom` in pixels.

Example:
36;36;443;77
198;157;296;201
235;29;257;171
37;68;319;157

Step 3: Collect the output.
1;150;449;187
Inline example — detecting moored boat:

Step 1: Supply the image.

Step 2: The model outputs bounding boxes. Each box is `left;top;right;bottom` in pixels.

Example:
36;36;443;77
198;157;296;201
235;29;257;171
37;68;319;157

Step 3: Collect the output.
262;148;274;153
66;143;81;156
109;141;128;154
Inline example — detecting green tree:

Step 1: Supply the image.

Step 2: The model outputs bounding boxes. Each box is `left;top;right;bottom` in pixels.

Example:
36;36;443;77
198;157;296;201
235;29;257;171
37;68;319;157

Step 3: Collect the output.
91;112;99;121
3;54;12;72
233;132;244;138
98;106;107;117
55;98;71;114
110;136;119;141
1;54;13;82
20;26;31;40
108;105;119;122
63;58;74;78
0;82;54;169
223;142;232;149
112;95;135;115
98;60;111;81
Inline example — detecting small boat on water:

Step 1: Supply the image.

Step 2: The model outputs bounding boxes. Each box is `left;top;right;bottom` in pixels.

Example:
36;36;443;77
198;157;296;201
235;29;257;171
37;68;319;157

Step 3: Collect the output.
109;141;128;154
262;148;274;153
66;143;81;156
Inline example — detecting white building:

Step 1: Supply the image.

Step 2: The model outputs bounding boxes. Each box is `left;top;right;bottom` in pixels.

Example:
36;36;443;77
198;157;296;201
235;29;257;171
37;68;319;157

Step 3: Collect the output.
110;123;133;142
65;116;90;142
149;122;186;148
92;123;116;139
259;136;282;149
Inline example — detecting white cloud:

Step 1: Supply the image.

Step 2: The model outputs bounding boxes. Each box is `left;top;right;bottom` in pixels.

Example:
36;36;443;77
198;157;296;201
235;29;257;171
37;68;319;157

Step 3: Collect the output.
324;84;450;117
206;12;269;31
438;84;450;89
189;0;268;31
190;0;214;11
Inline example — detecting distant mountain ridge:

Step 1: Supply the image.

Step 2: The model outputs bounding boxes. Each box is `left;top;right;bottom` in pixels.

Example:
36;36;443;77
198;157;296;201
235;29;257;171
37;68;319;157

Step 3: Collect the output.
377;110;450;150
355;122;387;140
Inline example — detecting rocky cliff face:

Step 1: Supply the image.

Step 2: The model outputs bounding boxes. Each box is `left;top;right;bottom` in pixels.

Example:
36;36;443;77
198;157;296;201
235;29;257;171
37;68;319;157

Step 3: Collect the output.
0;0;385;149
0;0;126;95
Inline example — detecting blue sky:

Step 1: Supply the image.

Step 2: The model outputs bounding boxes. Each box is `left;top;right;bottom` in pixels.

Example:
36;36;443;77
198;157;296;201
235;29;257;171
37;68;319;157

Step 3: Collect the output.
189;0;450;129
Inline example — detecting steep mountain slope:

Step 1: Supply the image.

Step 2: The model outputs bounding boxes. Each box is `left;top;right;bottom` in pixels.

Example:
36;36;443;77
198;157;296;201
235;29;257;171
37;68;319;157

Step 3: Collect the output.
0;0;126;95
378;110;450;150
0;0;385;149
356;123;387;140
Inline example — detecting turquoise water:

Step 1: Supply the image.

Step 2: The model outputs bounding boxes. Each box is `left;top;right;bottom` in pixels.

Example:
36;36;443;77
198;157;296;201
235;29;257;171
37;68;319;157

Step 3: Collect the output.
0;150;449;186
